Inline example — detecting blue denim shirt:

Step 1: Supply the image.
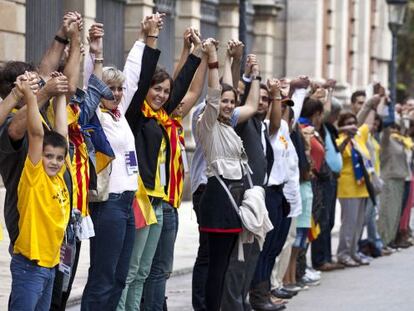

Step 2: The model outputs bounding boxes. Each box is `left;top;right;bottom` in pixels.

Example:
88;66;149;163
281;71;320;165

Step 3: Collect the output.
70;74;114;168
70;74;114;127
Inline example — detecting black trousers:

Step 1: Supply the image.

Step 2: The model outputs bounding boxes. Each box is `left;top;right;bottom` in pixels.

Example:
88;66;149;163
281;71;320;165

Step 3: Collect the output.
205;233;238;311
221;240;260;311
192;185;208;311
251;186;291;289
311;177;337;268
50;239;81;311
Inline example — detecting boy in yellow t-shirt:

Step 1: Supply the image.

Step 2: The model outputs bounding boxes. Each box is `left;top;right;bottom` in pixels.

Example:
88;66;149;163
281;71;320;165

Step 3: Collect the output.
9;73;70;311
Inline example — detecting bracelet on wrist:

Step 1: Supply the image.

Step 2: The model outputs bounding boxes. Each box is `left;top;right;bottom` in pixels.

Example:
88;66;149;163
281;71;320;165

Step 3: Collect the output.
208;61;219;69
11;88;22;101
94;58;104;64
54;35;69;45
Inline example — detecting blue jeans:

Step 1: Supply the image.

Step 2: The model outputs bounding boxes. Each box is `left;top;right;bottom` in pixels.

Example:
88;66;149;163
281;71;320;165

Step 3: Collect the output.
9;254;56;311
81;191;136;311
365;197;383;250
142;202;179;311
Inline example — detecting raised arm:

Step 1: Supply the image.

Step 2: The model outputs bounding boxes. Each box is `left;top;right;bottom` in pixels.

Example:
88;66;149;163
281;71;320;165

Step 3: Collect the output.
229;40;244;88
8;74;69;141
356;95;381;127
290;76;310;126
86;23;104;80
198;44;220;131
236;57;260;124
237;56;255;108
38;12;80;80
221;40;234;86
321;79;336;120
179;36;215;117
267;78;282;136
125;15;162;132
15;74;43;164
165;29;202;114
63;14;83;96
173;27;192;80
0;73;39;127
120;14;163;114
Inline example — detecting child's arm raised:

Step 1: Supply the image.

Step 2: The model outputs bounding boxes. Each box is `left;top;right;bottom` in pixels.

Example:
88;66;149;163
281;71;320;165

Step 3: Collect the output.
16;73;43;165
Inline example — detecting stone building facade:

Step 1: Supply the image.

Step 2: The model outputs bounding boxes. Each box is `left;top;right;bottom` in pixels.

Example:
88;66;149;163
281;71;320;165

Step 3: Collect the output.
0;0;394;201
0;0;393;97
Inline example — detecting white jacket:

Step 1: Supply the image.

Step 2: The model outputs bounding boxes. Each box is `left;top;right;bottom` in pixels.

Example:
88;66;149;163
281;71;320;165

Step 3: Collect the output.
237;186;273;261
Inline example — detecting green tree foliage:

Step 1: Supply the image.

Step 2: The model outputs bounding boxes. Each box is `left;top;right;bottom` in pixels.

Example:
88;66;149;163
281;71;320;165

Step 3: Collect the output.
397;1;414;100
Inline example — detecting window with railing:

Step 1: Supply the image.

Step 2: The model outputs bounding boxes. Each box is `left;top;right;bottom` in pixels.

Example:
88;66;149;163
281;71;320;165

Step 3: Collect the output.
26;0;63;65
96;0;125;69
154;0;176;74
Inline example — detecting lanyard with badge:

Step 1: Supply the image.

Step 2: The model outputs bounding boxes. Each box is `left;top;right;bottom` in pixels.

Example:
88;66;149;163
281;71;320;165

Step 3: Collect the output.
125;150;139;175
179;141;189;173
160;150;167;186
59;219;76;291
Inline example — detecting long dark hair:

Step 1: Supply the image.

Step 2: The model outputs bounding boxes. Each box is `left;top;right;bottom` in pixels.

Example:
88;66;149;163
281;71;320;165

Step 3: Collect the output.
218;83;237;125
220;83;238;101
150;66;173;103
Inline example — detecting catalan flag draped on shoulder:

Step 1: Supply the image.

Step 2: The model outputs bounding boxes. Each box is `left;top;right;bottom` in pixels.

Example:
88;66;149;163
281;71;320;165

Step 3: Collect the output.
141;100;185;208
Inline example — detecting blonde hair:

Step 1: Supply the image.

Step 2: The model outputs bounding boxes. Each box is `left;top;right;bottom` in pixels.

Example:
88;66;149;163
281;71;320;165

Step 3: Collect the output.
102;66;125;86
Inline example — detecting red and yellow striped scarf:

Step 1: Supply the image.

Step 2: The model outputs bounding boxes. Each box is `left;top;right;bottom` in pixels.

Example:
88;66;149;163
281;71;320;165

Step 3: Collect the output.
45;102;89;216
67;105;90;216
141;100;184;208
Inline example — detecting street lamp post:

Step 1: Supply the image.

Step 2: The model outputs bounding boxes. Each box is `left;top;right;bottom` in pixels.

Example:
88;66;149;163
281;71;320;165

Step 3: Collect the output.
387;0;408;107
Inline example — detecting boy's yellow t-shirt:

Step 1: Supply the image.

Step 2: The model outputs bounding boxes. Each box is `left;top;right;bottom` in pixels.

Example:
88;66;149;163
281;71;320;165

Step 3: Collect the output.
14;157;70;268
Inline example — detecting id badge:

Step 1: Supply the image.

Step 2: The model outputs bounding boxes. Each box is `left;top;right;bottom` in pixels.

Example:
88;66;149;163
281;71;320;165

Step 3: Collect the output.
59;242;75;277
160;162;166;186
125;150;139;175
179;142;189;173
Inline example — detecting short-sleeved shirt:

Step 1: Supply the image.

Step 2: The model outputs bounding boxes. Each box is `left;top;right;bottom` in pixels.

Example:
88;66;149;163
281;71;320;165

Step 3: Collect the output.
337;124;370;198
14;158;70;268
267;120;290;186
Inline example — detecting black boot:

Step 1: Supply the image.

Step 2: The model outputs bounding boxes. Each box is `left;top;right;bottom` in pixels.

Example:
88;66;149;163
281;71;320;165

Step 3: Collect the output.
249;282;286;311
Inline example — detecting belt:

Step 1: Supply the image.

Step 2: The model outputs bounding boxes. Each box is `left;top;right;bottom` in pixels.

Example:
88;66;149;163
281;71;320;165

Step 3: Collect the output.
267;183;285;191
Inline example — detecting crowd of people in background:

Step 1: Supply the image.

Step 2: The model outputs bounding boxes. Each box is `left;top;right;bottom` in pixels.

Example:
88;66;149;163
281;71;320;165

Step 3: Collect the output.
0;10;413;311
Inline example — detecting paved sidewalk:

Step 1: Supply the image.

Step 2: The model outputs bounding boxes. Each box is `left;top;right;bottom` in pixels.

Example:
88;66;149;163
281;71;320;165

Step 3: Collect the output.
0;200;199;307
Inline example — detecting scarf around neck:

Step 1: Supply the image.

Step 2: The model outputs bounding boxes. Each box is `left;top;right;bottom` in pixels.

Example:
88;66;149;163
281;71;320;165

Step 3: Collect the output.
141;100;185;208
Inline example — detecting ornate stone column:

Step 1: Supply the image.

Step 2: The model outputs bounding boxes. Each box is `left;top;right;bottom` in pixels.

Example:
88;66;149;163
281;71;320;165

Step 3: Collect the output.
252;1;282;79
124;0;154;54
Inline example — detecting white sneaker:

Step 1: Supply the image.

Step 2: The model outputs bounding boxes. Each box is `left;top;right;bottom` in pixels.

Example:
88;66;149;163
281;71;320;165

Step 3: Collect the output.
305;268;321;282
306;266;321;276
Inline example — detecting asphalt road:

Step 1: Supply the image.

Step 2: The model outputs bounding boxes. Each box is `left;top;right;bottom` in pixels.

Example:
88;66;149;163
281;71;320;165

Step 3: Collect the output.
68;246;414;311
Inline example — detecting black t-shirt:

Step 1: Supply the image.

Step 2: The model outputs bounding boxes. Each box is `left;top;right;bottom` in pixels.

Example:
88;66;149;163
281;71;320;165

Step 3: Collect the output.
235;116;273;186
0;116;28;244
0;114;73;245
